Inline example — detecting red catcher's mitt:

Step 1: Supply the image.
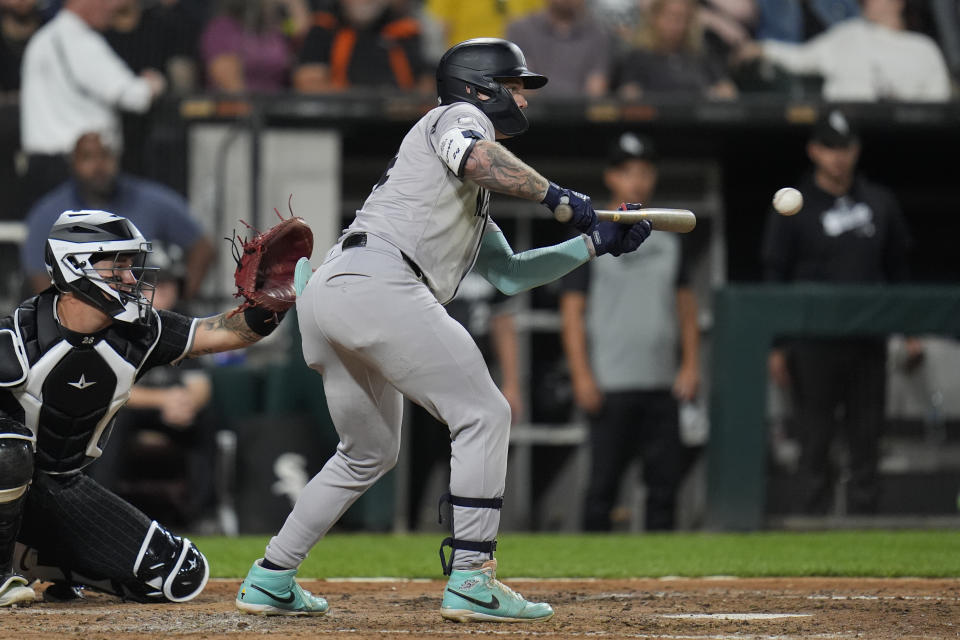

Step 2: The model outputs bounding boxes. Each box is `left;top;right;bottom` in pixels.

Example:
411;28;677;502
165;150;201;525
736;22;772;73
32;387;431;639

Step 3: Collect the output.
229;206;314;316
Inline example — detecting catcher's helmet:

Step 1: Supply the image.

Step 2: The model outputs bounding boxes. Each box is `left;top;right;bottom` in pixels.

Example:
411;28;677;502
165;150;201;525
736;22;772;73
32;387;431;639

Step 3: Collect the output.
436;38;547;137
44;210;157;324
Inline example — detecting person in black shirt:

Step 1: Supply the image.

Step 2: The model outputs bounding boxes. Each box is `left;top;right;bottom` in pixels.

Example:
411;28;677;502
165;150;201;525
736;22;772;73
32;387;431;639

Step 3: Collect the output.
293;0;431;93
0;210;291;607
761;109;912;515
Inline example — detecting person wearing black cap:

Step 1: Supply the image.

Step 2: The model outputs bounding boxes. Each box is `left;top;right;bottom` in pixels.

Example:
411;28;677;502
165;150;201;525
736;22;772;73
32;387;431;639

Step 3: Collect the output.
762;109;913;515
560;132;703;531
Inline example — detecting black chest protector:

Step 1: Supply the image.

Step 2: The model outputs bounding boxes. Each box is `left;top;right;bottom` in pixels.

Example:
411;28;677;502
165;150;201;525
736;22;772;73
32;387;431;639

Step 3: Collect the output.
2;293;162;474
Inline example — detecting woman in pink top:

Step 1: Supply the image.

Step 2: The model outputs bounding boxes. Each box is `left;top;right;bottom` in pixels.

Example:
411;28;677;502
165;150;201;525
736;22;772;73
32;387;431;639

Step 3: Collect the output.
200;0;309;92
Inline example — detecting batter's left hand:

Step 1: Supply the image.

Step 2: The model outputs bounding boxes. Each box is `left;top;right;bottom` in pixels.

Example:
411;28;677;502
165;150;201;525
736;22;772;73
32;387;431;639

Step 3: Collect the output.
542;182;597;234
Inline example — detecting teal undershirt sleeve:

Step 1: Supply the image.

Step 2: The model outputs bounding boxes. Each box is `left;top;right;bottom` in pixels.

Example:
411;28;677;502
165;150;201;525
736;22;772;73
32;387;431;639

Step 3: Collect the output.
472;229;592;296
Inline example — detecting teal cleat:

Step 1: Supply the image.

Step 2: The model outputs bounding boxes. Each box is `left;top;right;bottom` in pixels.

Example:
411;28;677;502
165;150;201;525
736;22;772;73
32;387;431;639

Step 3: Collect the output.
440;560;554;623
235;560;328;616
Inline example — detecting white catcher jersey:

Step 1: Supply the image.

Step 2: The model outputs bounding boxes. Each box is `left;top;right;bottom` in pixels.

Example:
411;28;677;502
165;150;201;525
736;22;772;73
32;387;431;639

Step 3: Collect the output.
347;102;501;305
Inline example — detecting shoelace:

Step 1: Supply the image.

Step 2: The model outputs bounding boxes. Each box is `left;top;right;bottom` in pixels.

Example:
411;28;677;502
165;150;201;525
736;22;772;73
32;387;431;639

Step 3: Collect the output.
485;573;525;603
294;583;320;602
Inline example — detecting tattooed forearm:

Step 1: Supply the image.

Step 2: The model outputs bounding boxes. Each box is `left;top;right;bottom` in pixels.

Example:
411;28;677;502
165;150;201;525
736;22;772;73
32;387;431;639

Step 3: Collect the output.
463;140;549;201
191;312;261;355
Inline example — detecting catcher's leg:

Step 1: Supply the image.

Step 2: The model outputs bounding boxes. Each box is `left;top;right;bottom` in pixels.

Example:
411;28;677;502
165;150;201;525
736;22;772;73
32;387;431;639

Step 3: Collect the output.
17;472;207;602
0;420;35;607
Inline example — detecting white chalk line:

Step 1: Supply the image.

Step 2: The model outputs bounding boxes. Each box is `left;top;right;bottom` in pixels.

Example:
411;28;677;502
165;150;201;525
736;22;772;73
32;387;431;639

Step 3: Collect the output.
659;614;812;620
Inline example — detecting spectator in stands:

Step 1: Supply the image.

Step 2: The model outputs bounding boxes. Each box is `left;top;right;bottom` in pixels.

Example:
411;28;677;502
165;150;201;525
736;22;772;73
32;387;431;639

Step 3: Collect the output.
426;0;542;50
200;0;309;92
761;109;912;515
88;245;217;531
560;133;702;531
21;130;214;300
735;0;952;101
506;0;612;97
390;0;445;64
107;0;205;95
293;0;432;93
106;0;206;182
615;0;738;100
19;0;166;212
754;0;859;43
699;0;757;59
591;0;642;42
0;0;42;93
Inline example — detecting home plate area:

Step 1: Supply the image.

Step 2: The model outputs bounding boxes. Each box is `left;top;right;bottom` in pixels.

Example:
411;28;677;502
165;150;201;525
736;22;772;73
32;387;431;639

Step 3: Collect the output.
8;577;959;640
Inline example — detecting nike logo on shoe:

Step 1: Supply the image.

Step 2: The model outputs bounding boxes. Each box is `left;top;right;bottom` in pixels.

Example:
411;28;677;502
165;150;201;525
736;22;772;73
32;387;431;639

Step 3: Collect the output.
250;584;296;604
446;588;499;609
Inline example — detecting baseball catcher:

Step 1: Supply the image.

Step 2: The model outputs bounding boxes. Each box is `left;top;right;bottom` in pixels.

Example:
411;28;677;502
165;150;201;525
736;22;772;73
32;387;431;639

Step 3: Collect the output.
0;209;311;607
235;38;652;623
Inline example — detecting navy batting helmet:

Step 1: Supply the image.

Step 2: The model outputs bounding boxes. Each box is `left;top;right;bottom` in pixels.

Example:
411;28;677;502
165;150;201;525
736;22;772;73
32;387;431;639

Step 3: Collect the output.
436;38;547;137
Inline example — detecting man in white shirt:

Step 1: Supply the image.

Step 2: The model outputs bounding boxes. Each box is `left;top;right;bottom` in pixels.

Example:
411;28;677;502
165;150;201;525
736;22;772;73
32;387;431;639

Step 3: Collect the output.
735;0;952;102
19;0;166;210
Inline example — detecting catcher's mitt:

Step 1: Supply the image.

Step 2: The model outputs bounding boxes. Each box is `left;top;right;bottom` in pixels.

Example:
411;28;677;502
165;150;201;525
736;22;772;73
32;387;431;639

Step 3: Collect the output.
229;205;314;316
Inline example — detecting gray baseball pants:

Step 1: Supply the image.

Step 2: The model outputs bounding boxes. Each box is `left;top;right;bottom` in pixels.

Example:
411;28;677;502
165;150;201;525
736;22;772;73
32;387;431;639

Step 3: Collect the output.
264;234;511;571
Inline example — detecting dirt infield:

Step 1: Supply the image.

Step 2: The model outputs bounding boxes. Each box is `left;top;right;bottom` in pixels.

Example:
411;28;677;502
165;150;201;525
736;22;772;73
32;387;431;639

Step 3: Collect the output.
6;577;959;639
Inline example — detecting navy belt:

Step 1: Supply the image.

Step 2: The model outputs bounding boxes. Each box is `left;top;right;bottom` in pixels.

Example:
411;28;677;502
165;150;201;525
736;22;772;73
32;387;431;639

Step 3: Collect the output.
342;233;423;279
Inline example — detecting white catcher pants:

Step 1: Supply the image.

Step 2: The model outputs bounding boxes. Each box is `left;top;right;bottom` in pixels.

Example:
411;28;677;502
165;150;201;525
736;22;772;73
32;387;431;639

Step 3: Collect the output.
264;234;511;571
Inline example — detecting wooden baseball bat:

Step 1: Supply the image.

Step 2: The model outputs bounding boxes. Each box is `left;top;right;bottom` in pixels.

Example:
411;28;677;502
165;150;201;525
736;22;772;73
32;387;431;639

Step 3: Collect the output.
554;204;696;233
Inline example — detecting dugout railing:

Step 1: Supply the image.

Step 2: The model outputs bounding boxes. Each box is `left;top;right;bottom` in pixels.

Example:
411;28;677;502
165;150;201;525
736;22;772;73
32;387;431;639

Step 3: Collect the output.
708;284;960;531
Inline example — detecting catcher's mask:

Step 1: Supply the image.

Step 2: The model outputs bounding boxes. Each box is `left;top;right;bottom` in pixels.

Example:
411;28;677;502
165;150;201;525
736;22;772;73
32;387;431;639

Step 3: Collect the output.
436;38;547;137
44;210;157;324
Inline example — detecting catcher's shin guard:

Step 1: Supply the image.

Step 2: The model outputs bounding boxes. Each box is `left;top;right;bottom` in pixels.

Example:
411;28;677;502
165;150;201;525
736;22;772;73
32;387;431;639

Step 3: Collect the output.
0;421;33;575
437;493;502;575
15;521;209;603
130;521;209;602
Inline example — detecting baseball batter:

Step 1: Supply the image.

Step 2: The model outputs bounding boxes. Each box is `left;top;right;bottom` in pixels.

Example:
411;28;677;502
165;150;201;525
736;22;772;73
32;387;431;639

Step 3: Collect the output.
236;38;653;623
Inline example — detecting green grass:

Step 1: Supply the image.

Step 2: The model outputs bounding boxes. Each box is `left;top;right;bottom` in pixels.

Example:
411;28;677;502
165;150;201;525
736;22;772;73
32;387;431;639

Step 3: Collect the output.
192;530;960;579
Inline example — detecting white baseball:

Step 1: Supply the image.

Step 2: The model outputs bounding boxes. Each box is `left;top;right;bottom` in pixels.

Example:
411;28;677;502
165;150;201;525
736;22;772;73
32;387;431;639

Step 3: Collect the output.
773;187;803;216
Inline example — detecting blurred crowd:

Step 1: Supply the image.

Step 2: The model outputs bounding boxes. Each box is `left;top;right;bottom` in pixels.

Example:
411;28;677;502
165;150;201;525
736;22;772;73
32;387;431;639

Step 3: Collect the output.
1;0;957;103
0;0;954;222
0;0;956;222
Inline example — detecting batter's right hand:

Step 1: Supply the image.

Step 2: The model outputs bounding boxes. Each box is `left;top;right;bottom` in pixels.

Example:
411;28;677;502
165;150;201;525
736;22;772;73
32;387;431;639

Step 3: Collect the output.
541;182;598;234
589;219;652;257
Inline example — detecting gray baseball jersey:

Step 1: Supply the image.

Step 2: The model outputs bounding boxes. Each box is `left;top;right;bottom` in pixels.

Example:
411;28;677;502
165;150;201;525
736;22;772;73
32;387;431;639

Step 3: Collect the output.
348;102;501;304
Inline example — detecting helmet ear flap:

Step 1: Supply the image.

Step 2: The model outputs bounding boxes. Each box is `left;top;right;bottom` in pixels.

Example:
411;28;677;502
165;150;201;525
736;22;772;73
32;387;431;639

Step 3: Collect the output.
44;241;65;292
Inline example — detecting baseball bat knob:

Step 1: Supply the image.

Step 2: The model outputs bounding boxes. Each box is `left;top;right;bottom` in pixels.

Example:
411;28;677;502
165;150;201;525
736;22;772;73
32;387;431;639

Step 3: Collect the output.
554;203;573;223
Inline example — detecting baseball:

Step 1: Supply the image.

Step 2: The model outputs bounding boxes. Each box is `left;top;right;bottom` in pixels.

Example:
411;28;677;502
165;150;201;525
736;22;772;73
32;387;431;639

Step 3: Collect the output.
773;187;803;216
